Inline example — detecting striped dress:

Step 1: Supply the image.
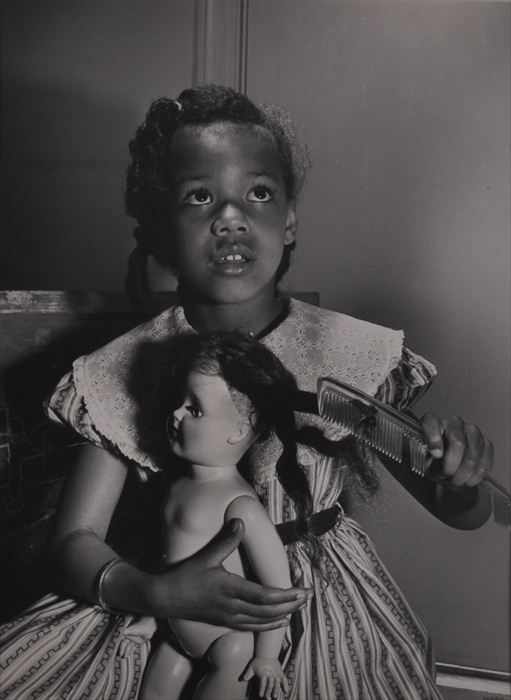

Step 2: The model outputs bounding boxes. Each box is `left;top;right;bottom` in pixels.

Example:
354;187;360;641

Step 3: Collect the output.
0;299;443;699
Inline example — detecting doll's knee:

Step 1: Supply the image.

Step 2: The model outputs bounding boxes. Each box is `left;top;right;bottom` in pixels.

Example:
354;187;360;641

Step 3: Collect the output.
206;631;254;670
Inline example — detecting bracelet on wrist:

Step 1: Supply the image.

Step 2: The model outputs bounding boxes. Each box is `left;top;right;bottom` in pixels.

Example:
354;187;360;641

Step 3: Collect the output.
95;558;123;613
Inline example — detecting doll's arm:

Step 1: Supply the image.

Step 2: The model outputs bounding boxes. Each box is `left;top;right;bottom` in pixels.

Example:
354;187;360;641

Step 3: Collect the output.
225;495;294;695
52;445;306;627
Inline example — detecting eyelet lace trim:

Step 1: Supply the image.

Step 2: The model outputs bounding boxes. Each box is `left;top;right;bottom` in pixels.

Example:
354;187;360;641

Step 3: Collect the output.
51;300;407;480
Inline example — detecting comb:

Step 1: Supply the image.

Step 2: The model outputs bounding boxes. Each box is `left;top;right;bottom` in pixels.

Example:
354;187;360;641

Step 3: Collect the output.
317;377;511;526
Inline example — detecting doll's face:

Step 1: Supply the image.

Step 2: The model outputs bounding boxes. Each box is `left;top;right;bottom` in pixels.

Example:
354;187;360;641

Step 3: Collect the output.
168;370;256;467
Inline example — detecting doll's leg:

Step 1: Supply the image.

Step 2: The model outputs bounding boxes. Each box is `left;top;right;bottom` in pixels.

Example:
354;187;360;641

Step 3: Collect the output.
193;631;254;700
140;640;193;700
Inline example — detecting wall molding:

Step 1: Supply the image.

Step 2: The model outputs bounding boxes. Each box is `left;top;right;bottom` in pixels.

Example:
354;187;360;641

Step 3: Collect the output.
436;662;511;697
193;0;249;91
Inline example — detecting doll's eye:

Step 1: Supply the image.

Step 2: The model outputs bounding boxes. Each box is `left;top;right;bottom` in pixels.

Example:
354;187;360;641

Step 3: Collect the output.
184;188;212;205
186;404;203;418
247;185;273;202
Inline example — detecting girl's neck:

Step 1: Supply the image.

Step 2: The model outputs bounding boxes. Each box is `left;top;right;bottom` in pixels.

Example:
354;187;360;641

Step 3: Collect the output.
181;291;286;337
188;463;239;481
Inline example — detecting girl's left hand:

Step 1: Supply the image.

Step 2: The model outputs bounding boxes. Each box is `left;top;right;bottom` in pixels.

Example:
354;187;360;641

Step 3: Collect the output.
420;414;494;488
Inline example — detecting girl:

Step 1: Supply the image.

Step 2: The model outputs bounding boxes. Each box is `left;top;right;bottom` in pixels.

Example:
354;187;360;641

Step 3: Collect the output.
0;85;492;699
141;330;315;700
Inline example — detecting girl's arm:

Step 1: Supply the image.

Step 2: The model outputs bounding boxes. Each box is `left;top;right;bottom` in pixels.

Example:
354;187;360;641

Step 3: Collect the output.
51;445;308;627
378;453;492;530
377;413;493;529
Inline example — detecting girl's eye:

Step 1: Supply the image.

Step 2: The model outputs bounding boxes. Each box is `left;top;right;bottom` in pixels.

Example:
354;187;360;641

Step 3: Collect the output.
247;185;273;203
186;404;202;418
183;188;212;205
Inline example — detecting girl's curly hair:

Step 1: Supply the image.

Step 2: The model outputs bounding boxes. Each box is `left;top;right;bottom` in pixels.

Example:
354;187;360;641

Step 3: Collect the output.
125;84;310;282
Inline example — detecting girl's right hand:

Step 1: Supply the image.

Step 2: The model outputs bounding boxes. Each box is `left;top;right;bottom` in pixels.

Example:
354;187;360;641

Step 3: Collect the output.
151;518;310;630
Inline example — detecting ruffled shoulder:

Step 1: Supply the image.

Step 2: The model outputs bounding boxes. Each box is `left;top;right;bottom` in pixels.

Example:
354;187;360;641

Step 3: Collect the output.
46;305;192;476
376;346;437;410
251;299;408;477
45;370;106;447
264;299;405;396
45;298;437;482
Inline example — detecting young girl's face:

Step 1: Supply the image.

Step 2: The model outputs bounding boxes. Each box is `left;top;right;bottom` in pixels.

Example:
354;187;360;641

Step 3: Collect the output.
168;370;255;468
164;122;296;306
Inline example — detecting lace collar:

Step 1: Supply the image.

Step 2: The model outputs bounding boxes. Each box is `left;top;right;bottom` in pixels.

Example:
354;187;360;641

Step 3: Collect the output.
72;299;403;477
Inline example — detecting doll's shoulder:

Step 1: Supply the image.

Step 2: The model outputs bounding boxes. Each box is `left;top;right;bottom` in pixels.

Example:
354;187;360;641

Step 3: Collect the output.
225;493;271;527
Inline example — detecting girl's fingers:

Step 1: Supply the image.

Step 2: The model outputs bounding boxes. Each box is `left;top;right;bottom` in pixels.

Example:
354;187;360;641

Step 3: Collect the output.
198;518;245;567
449;421;484;486
421;413;445;459
441;417;469;482
229;617;290;632
465;433;494;487
226;600;301;623
224;587;310;623
422;414;494;487
227;576;311;607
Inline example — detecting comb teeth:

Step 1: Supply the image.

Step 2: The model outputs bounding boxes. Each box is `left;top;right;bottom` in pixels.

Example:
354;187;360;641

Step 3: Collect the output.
319;383;429;476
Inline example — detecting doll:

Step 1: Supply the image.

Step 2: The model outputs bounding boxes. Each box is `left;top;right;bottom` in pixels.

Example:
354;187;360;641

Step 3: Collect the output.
140;331;314;700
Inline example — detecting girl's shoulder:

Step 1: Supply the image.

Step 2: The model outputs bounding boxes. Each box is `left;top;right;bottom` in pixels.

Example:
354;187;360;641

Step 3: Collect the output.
266;298;408;397
46;305;191;476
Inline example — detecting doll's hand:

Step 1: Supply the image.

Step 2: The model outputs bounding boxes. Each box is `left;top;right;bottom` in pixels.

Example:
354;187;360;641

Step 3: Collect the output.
152;519;310;630
421;413;493;488
241;656;289;699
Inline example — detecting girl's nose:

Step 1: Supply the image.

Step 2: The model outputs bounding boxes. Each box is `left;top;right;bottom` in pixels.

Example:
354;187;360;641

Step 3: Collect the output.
211;202;249;237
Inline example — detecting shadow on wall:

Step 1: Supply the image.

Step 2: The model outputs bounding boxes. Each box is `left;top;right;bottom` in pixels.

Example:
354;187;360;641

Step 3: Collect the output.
2;76;137;291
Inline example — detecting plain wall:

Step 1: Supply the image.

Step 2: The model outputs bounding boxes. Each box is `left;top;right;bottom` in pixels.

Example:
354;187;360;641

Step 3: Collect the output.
1;0;194;290
247;0;510;671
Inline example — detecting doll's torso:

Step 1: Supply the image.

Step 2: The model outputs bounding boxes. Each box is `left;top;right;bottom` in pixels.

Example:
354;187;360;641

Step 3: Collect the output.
161;470;260;658
162;471;256;576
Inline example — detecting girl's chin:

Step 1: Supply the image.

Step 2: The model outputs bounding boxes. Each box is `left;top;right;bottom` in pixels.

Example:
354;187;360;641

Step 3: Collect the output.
197;278;276;305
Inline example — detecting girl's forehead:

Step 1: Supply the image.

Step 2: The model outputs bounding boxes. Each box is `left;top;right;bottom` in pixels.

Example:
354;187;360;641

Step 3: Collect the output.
169;122;283;178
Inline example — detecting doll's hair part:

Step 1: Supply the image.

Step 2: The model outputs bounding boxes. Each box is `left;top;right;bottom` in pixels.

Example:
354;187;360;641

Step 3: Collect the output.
125;84;310;280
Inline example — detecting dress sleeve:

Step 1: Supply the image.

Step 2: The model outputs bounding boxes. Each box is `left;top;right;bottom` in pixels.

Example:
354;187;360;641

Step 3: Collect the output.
375;346;438;411
44;369;109;449
44;368;151;481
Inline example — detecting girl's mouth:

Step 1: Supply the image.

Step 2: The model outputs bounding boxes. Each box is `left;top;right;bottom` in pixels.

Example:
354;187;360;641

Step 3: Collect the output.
211;249;254;274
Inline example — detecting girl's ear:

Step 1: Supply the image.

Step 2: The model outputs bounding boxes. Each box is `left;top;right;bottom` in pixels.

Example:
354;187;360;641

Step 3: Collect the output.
284;205;297;245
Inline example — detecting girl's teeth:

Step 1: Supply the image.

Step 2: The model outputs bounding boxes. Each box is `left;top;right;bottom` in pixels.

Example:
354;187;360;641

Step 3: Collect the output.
223;254;244;262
